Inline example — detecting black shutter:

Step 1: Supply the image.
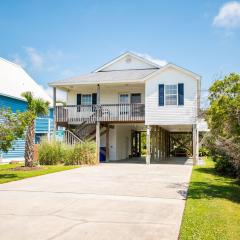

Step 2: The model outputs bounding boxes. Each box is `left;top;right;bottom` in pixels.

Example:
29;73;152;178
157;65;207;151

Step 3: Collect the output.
178;83;184;105
77;94;81;105
77;94;81;112
92;93;97;104
158;84;164;106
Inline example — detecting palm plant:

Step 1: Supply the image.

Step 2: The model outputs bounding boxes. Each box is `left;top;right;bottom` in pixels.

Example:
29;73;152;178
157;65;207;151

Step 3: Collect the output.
21;92;49;167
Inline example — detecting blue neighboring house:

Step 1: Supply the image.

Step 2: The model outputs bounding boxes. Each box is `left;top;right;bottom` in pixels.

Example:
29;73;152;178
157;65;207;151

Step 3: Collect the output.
0;57;53;163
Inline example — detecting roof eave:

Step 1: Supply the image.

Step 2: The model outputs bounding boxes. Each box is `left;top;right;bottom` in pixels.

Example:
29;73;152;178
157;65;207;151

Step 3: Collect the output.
143;63;201;82
48;79;145;88
93;51;161;73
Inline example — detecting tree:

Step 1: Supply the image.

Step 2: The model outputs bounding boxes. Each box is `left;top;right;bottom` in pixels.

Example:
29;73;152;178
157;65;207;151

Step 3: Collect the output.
21;92;49;167
0;108;31;152
206;73;240;178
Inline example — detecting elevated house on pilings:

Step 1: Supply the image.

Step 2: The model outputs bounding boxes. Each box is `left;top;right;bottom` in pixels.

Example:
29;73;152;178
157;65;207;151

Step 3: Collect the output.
49;52;203;164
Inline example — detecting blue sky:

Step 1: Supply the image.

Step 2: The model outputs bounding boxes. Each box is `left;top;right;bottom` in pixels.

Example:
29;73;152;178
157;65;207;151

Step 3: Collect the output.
0;0;240;97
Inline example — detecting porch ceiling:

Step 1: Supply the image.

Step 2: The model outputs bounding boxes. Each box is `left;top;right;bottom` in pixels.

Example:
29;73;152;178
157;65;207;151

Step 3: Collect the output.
160;124;193;132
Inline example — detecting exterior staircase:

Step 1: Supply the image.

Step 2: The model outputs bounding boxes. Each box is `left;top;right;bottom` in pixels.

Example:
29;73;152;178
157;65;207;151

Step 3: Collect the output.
74;123;96;141
63;129;83;145
63;122;108;145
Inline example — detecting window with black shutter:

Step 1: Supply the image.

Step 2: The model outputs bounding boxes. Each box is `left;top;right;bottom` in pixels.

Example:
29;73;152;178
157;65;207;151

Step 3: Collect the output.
158;84;164;106
92;93;97;104
178;83;184;105
77;94;81;112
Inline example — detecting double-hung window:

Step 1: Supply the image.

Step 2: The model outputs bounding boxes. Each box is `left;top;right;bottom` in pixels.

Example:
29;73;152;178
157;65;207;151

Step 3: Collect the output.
119;94;129;104
165;85;178;105
81;94;92;105
159;83;184;106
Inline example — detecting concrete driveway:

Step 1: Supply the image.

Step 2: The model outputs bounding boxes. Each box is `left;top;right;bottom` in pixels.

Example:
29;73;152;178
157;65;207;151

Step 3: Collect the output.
0;158;192;240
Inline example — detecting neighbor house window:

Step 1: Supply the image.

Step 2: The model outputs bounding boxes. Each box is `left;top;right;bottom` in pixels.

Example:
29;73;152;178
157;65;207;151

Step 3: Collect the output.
81;94;92;105
165;85;177;105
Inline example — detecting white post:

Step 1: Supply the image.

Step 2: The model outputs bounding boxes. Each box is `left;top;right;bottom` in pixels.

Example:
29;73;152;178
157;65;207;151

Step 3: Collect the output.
47;118;51;141
192;124;199;165
53;87;57;137
96;121;100;163
96;84;101;162
97;84;100;104
146;125;151;164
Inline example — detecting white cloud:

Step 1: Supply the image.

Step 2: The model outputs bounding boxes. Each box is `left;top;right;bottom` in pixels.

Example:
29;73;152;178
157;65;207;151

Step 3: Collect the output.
60;69;75;77
11;53;27;68
24;47;44;69
213;1;240;28
10;47;77;78
135;52;167;67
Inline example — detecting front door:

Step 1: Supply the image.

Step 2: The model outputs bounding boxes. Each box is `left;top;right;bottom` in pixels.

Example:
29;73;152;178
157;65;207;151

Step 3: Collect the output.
119;94;130;117
130;93;141;117
131;131;141;157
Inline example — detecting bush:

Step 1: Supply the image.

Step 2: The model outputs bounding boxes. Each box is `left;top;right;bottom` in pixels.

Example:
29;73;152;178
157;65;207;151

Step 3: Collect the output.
64;141;97;165
199;147;209;157
38;140;97;166
39;140;64;165
213;154;238;178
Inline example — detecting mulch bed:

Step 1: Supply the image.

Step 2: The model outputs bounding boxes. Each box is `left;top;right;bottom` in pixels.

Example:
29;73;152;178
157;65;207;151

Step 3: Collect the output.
11;166;44;171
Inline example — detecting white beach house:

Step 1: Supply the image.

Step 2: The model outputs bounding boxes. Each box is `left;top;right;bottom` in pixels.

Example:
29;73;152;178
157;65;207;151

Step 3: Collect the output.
49;52;202;164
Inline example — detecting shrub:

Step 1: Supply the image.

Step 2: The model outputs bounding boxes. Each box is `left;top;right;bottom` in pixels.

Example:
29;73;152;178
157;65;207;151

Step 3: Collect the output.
64;141;97;165
205;135;240;178
38;140;97;166
213;154;238;178
38;140;64;165
199;147;209;157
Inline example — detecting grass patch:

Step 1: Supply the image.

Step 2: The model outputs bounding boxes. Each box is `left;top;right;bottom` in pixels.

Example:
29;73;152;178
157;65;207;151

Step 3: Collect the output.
0;163;79;184
179;157;240;240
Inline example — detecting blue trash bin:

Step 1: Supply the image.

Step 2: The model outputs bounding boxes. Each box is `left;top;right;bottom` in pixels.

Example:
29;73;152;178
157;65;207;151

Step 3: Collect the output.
100;147;106;162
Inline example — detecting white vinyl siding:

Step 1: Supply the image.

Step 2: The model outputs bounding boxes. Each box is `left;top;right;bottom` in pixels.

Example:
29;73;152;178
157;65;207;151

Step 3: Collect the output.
67;84;145;105
145;67;198;125
101;55;156;71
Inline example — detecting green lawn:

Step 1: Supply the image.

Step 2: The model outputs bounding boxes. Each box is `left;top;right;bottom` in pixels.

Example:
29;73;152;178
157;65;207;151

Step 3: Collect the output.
0;163;79;184
179;157;240;240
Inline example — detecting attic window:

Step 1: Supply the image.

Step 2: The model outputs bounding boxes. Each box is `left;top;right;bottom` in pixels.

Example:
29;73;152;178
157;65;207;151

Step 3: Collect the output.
126;57;131;63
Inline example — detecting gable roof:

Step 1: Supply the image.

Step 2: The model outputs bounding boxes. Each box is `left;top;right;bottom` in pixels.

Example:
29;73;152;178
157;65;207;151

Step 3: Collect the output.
49;52;201;88
143;63;201;81
0;57;53;105
93;51;161;72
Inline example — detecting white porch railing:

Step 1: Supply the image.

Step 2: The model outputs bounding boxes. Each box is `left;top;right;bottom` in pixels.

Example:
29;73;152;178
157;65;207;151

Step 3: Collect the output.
55;103;145;124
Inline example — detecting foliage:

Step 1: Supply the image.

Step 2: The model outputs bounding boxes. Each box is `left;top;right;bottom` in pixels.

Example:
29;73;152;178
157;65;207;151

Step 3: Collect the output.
21;92;49;167
22;92;49;118
170;133;192;156
180;157;240;240
141;132;146;155
38;140;65;165
64;141;97;165
214;154;238;178
199;147;209;157
0;108;32;152
38;140;97;166
0;163;78;184
206;73;240;178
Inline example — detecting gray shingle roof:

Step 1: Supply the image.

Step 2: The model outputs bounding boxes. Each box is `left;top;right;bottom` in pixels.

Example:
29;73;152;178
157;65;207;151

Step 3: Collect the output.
49;69;158;86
